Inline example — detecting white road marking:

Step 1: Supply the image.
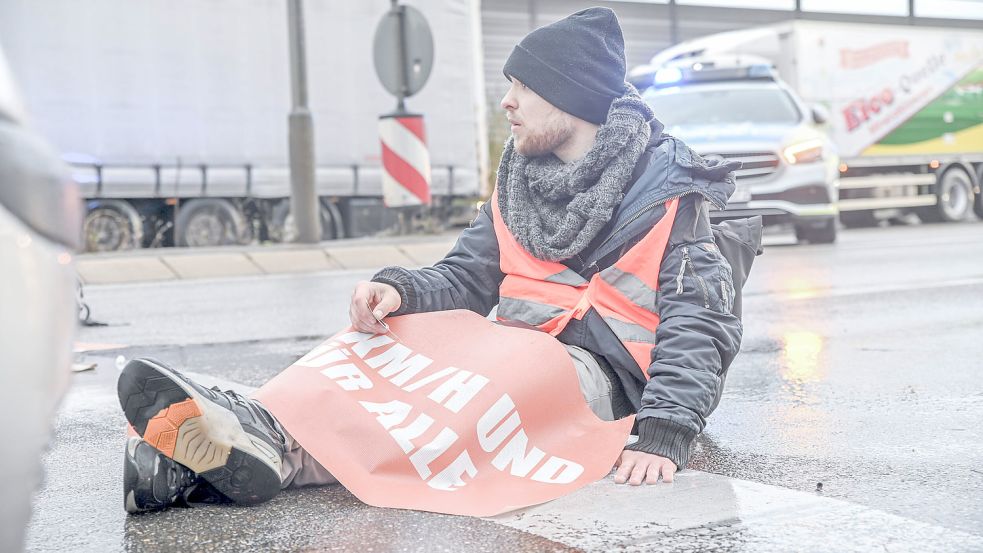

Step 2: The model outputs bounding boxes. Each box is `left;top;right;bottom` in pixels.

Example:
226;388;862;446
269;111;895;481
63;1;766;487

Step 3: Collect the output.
486;471;983;551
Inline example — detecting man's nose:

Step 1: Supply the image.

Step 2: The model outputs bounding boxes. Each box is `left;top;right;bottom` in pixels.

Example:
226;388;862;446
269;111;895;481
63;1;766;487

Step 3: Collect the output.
500;90;516;111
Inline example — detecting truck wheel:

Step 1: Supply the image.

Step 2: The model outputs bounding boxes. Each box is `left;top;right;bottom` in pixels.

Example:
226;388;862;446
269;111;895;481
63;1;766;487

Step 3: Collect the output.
268;199;344;242
794;217;837;244
175;198;252;247
974;165;983;220
82;199;144;252
918;167;974;223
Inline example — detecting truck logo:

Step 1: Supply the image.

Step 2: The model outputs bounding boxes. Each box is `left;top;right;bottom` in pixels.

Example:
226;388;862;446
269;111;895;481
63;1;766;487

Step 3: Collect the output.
839;41;910;70
842;89;896;132
842;53;946;133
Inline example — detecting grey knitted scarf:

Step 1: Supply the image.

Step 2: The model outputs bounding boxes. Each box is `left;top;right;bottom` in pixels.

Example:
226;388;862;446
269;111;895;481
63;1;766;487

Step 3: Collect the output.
496;86;654;262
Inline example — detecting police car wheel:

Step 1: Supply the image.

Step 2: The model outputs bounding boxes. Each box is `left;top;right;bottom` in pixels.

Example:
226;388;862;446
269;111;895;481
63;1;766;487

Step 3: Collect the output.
794;218;837;244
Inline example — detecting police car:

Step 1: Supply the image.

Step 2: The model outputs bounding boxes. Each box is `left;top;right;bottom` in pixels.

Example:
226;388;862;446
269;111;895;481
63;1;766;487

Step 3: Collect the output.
641;55;840;244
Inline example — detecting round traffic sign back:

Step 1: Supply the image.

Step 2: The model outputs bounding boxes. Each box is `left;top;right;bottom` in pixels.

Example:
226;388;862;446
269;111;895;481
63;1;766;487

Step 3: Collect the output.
373;5;434;99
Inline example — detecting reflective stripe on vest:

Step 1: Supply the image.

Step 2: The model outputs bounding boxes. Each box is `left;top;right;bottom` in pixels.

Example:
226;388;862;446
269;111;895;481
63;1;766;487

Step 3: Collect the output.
492;190;678;376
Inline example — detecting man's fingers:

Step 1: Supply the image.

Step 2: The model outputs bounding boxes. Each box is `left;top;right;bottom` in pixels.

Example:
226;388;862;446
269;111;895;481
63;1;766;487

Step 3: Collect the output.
645;463;661;485
661;462;676;484
614;452;677;486
372;290;401;320
350;283;388;333
360;298;388;333
613;458;634;484
627;462;647;486
349;299;375;332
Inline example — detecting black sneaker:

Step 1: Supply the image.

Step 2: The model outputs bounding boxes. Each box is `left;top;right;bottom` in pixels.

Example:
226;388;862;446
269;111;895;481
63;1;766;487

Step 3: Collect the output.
123;436;198;513
117;358;287;505
124;437;230;513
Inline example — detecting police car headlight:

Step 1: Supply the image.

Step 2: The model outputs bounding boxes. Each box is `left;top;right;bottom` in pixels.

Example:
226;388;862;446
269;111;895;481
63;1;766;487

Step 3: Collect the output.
782;139;825;165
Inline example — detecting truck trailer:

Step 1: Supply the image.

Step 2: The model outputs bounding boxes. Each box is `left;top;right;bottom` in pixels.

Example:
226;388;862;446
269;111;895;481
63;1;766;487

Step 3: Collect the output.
631;20;983;227
0;0;488;251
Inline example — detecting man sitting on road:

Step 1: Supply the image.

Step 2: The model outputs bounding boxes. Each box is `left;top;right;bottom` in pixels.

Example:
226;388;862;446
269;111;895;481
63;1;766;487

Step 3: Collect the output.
117;7;758;513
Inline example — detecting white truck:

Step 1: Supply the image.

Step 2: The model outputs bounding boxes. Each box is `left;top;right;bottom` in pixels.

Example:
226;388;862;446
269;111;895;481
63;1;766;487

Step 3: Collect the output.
631;20;983;227
0;0;488;251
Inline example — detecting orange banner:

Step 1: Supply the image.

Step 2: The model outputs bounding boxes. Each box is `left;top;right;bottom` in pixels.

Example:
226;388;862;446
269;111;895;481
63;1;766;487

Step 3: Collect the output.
254;310;633;516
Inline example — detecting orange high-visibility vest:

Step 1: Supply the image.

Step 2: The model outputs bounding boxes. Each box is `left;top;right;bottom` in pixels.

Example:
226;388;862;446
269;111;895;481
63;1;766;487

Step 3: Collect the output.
492;190;678;377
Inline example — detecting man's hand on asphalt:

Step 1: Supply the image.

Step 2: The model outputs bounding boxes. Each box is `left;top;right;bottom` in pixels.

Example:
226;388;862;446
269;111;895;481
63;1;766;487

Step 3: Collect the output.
613;450;677;485
349;281;401;334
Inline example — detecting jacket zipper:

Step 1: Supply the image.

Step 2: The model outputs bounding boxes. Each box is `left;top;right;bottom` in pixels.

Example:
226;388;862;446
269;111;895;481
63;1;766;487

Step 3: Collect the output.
721;280;731;312
676;245;711;308
593;189;721;256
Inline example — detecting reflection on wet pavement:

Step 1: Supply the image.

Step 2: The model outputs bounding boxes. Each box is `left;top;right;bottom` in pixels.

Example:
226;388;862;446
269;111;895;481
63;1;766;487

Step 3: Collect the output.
779;330;825;401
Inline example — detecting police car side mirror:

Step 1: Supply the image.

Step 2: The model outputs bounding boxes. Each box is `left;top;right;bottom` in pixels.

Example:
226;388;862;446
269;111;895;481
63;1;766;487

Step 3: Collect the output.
811;105;829;125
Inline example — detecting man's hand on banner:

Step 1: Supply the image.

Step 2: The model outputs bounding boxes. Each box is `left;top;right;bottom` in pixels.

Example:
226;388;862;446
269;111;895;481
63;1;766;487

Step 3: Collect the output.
613;450;677;485
350;281;402;334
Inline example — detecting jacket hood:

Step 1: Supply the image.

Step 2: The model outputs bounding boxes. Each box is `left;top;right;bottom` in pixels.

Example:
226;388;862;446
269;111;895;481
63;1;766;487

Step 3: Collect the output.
629;131;741;212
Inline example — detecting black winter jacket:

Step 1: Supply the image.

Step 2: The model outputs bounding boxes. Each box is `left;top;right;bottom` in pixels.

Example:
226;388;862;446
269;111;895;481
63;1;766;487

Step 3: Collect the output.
373;128;761;468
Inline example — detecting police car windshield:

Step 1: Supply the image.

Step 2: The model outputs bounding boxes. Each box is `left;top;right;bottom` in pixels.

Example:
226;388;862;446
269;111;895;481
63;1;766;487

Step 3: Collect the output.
644;86;801;126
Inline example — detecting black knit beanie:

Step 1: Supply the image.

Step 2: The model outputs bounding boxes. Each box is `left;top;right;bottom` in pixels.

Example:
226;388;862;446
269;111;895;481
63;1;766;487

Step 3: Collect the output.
503;7;627;124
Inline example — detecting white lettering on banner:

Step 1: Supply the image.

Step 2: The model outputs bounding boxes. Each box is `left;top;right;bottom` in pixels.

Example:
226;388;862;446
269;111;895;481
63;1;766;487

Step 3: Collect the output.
531;456;584;484
296;343;346;368
427;450;478;491
352;335;395;358
402;366;459;392
320;364;373;390
332;331;374;345
323;332;587;491
477;393;585;481
365;344;433;386
390;413;435;453
427;370;490;413
492;430;546;477
359;400;411;429
476;394;521;452
297;344;328;366
408;427;459;480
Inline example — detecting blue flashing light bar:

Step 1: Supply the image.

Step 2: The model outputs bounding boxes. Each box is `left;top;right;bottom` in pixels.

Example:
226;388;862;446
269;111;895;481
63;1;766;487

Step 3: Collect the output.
651;62;775;88
654;67;683;86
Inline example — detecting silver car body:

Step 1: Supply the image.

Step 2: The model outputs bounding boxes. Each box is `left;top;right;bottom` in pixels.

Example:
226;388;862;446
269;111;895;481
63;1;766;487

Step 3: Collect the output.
0;44;79;552
643;79;840;237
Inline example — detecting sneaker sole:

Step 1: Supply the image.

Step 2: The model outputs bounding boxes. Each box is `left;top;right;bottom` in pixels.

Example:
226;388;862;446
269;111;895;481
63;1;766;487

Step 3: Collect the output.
118;359;281;505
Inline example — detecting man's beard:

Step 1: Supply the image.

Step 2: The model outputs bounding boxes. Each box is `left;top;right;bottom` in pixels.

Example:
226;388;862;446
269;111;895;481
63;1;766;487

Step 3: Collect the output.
515;117;574;157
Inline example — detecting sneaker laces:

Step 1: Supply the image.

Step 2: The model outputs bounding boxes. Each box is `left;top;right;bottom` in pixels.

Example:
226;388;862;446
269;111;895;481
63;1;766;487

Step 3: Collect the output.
167;463;200;504
210;386;287;448
211;386;248;406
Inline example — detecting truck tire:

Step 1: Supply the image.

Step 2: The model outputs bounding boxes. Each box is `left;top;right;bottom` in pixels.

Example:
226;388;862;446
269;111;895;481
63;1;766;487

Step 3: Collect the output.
974;165;983;220
794;217;837;244
917;167;974;223
82;199;144;252
268;199;344;242
175;198;252;247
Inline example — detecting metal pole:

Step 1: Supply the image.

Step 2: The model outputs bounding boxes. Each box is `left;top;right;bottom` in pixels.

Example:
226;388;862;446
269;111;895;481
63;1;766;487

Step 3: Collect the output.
908;0;915;24
669;0;678;46
795;0;802;19
393;0;408;113
287;0;321;243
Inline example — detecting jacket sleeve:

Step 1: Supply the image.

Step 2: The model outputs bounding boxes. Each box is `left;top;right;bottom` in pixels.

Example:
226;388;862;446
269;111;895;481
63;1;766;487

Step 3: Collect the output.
371;202;504;316
624;194;743;468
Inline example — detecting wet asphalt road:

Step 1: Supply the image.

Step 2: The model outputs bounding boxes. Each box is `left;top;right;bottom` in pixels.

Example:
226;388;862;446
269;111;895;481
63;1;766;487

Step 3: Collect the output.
28;221;983;552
